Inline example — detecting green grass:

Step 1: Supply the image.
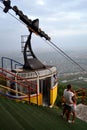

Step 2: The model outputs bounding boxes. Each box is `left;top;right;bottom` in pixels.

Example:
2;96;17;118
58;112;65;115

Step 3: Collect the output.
0;97;87;130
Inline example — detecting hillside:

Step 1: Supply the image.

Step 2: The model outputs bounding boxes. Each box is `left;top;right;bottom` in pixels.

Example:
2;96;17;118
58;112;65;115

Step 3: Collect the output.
0;97;87;130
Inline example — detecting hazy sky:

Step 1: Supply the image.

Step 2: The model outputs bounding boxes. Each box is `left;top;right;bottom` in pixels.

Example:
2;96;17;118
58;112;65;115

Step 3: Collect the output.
0;0;87;53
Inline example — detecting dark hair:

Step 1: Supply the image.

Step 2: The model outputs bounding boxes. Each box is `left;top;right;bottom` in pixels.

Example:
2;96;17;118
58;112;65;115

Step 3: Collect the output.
67;84;72;89
10;82;15;86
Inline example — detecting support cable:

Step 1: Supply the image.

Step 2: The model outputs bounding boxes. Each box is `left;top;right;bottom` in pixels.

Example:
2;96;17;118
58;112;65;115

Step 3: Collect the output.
49;40;86;71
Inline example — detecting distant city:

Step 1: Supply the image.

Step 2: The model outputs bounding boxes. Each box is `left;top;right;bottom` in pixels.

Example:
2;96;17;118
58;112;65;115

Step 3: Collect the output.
0;49;87;88
0;49;87;74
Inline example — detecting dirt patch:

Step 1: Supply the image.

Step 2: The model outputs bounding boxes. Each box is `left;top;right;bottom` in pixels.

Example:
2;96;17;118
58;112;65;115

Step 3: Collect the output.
76;104;87;122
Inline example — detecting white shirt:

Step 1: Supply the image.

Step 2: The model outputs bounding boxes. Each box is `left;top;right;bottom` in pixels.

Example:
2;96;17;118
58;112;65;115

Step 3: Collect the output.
63;89;67;97
63;89;74;106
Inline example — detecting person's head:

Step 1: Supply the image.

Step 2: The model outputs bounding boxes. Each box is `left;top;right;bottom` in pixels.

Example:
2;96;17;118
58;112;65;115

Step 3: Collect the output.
67;84;72;90
10;82;15;87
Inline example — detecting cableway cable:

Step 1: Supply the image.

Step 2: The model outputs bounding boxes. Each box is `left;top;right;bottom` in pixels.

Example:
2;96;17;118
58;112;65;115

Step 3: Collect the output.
0;3;86;72
49;40;86;71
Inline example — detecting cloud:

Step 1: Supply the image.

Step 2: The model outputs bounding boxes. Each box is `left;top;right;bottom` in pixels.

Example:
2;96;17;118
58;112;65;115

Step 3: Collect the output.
36;0;45;5
51;29;87;38
0;0;87;51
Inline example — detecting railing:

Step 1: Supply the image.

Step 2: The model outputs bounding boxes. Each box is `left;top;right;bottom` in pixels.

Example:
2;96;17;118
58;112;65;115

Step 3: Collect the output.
76;88;87;104
0;67;38;104
0;84;26;96
1;57;23;70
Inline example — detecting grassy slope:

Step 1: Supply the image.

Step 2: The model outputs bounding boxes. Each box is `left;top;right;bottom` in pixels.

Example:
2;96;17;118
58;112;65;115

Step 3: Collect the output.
0;97;87;130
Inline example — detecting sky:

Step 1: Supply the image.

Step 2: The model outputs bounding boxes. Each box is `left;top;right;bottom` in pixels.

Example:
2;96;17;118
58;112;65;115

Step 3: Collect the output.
0;0;87;53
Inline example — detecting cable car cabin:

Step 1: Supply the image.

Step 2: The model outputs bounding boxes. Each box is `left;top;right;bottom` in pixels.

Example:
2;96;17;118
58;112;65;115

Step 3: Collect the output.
7;66;58;107
1;1;58;107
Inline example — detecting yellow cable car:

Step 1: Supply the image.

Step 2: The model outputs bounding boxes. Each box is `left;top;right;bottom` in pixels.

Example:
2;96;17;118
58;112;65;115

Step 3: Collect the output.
9;66;58;107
